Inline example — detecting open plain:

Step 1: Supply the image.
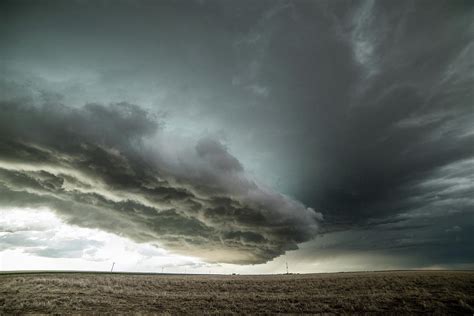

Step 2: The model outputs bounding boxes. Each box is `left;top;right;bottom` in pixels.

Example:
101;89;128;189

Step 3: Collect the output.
1;270;473;314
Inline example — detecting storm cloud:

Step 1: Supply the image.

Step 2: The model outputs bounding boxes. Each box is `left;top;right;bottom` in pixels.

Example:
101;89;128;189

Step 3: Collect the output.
1;0;473;268
0;99;320;264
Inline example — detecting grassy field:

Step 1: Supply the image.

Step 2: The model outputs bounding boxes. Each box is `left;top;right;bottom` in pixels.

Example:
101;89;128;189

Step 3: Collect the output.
1;270;473;314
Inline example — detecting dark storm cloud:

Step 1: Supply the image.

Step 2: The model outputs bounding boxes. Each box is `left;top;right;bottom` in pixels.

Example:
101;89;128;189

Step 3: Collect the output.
283;0;474;227
205;0;474;230
0;100;320;264
0;0;473;267
267;0;473;267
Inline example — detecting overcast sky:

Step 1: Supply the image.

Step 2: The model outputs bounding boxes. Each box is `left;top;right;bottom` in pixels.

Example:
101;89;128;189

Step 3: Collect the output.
1;0;473;273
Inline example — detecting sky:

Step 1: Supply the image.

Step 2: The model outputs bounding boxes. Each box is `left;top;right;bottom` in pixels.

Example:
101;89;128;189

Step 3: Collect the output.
0;0;473;274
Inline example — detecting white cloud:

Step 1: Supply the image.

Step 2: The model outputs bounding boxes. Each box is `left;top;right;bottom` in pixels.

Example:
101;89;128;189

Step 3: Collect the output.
0;207;202;272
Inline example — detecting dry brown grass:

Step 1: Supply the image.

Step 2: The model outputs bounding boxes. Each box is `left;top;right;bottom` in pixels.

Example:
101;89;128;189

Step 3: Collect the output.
1;270;473;314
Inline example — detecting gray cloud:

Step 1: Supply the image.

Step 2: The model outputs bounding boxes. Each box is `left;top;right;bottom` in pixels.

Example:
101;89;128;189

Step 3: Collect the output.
0;100;320;264
0;0;473;268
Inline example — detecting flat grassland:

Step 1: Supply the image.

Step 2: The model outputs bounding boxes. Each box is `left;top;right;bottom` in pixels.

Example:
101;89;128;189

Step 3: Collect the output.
1;270;473;314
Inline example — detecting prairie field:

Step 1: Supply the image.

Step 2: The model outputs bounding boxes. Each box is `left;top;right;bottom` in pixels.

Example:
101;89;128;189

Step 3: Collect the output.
1;270;473;314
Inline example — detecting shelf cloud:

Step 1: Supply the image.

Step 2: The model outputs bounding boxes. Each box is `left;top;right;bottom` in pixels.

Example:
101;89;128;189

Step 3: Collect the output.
0;100;321;264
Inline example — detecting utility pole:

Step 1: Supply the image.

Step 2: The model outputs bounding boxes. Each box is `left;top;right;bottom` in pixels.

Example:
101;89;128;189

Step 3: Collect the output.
111;262;115;272
286;261;289;274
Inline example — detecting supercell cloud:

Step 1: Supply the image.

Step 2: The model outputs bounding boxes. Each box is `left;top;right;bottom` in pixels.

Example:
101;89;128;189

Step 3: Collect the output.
0;100;320;264
0;0;473;269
